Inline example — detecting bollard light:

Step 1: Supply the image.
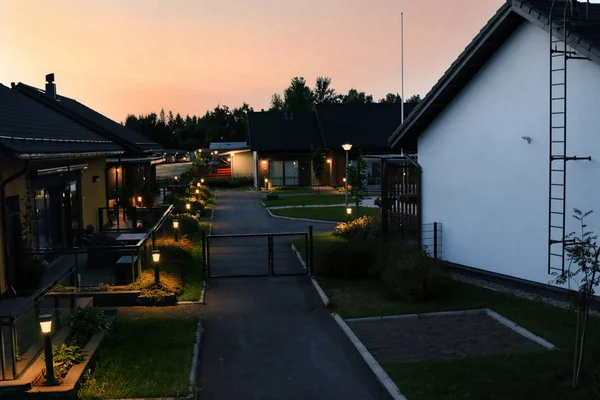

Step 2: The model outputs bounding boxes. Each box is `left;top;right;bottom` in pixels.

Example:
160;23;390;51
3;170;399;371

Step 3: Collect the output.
137;196;143;207
343;177;346;183
185;203;191;211
196;211;201;219
197;182;201;188
39;314;58;386
346;207;352;221
152;250;160;284
173;218;180;241
200;178;204;184
195;189;200;195
174;176;178;181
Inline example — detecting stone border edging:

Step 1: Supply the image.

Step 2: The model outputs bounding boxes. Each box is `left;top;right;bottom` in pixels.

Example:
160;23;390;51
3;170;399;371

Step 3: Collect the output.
188;321;203;396
290;244;330;307
331;313;408;400
264;207;338;224
346;308;557;351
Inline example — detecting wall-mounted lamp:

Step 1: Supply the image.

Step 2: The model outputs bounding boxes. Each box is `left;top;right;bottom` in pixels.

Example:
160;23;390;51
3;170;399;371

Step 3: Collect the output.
522;136;532;144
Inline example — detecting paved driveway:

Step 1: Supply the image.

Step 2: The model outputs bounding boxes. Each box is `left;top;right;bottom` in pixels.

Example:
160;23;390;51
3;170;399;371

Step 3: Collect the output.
197;191;390;400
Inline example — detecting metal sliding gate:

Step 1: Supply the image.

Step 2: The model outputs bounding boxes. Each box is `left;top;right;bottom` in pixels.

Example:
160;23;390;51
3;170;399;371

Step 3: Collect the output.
203;228;314;279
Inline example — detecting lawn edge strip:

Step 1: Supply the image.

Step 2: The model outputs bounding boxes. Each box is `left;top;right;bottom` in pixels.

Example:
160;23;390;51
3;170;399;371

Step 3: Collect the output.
265;208;337;224
331;313;408;400
290;243;330;307
188;321;203;396
484;309;557;350
345;309;488;323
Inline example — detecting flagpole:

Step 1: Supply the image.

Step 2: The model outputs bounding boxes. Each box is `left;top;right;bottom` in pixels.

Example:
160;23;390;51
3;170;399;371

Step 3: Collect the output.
401;11;405;123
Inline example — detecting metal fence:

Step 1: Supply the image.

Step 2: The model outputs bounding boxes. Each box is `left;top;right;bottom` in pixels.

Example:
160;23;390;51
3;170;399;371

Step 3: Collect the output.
204;230;313;278
422;222;443;260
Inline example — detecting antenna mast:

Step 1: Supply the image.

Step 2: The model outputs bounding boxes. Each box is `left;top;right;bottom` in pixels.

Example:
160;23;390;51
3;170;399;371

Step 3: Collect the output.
401;12;405;123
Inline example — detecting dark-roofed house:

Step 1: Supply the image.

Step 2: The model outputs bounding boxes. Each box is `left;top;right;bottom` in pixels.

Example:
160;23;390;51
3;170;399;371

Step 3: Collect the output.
247;103;415;189
15;75;164;210
384;0;600;288
0;83;125;301
247;110;322;188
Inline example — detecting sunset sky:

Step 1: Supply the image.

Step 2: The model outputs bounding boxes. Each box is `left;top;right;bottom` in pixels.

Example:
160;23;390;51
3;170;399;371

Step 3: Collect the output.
0;0;509;122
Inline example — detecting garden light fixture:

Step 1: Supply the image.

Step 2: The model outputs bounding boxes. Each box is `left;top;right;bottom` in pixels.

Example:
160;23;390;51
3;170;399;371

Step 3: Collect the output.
185;203;191;211
342;143;352;206
174;176;178;181
200;178;204;184
39;314;58;386
152;250;160;284
346;207;352;221
137;196;143;206
173;218;180;242
197;182;201;188
326;158;331;164
195;189;200;195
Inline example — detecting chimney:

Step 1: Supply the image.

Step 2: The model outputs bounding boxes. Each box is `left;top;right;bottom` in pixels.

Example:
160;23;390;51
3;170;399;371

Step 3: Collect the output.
45;73;56;99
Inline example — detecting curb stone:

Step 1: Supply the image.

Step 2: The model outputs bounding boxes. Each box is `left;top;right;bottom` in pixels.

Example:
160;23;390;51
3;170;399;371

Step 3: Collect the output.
331;313;408;400
290;244;330;307
189;321;203;396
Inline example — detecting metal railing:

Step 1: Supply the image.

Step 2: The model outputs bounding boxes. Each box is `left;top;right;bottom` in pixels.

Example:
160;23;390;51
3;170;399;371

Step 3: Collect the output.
0;205;174;381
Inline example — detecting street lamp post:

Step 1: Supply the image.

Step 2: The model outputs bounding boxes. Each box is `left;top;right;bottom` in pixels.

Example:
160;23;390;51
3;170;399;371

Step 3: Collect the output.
342;144;353;206
152;250;161;284
39;314;59;386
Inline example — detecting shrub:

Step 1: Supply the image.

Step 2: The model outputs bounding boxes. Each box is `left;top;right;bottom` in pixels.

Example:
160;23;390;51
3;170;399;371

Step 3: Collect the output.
333;216;381;240
68;307;110;346
165;214;203;237
169;195;206;214
127;270;183;295
46;343;84;379
315;240;381;279
380;244;448;302
153;236;194;271
374;196;382;208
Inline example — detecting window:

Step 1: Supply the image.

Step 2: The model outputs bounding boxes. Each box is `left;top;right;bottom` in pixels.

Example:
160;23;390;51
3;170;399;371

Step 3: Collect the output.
268;160;299;186
33;180;81;248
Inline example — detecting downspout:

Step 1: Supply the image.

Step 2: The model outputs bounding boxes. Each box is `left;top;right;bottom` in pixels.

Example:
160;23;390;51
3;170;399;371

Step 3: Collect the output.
0;161;30;294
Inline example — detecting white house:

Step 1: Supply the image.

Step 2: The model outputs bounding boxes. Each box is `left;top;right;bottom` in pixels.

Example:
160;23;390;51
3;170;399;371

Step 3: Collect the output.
388;0;600;288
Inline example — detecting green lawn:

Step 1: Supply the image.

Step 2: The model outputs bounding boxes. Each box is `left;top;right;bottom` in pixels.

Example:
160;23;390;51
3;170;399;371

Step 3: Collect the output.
267;187;315;194
292;232;600;399
270;206;380;222
317;278;600;400
263;194;347;207
78;316;197;399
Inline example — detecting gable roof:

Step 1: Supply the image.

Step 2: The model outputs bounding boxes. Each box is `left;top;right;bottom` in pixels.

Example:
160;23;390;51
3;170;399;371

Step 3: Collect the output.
0;84;123;160
316;103;416;151
389;0;600;148
247;110;322;151
15;83;162;154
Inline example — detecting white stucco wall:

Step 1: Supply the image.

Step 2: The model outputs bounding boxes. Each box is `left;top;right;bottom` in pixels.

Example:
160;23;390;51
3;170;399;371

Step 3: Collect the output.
418;21;600;287
231;151;254;178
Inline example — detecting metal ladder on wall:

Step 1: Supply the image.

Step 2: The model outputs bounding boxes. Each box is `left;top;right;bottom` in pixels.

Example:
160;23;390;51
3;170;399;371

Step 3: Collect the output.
547;0;591;275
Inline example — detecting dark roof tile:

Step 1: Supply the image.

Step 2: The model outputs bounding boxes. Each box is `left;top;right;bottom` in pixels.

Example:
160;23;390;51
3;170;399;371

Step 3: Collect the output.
0;84;123;158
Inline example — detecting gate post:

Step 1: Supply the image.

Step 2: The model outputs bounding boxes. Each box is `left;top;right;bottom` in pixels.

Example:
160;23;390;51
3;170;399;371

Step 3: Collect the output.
308;225;314;277
433;222;438;260
205;235;211;279
201;230;207;277
268;235;274;276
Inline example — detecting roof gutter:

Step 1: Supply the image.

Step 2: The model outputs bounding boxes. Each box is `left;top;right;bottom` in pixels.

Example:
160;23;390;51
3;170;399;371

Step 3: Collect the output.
17;150;124;160
0;161;29;294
